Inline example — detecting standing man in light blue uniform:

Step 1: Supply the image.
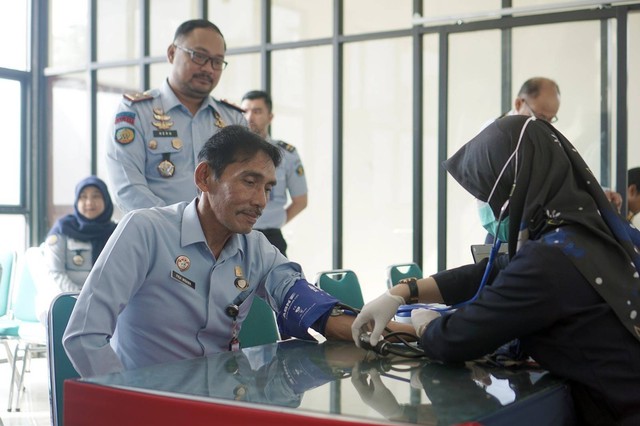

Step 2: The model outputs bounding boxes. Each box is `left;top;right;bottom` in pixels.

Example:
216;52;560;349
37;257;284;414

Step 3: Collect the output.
241;90;307;257
63;126;415;378
106;19;246;213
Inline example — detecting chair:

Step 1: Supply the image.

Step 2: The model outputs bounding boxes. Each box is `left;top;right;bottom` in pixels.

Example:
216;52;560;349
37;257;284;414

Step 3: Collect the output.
48;292;80;426
6;247;48;412
386;262;423;289
316;269;364;310
0;250;18;362
238;296;280;349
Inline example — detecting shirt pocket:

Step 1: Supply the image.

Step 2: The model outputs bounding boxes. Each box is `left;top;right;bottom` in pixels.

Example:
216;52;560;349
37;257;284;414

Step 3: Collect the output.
145;136;184;177
65;240;93;272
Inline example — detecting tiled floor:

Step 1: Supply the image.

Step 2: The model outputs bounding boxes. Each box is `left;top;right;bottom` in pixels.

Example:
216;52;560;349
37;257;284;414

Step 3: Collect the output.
0;348;52;426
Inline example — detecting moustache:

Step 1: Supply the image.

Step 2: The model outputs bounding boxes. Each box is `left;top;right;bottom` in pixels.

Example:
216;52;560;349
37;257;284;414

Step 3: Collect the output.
242;208;262;218
193;73;213;83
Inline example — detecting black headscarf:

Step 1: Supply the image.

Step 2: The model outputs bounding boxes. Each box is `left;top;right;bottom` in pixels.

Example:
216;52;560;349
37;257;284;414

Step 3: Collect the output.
444;115;640;342
47;176;117;263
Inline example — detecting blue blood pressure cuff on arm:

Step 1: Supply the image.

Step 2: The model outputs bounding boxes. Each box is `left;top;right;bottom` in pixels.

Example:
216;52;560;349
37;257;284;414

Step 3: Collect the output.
277;279;339;340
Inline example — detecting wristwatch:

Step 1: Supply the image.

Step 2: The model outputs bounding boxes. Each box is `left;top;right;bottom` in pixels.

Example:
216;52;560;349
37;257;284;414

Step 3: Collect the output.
397;277;419;304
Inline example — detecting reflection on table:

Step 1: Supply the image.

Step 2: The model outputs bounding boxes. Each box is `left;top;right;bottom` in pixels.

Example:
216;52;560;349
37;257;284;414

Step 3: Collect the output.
65;339;574;426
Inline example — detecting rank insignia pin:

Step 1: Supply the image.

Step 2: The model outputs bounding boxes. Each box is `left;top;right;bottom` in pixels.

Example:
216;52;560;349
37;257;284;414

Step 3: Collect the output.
175;255;190;271
214;112;226;128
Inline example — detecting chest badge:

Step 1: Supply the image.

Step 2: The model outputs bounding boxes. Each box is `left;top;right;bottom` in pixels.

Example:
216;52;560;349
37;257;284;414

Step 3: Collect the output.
214;111;226;128
234;265;249;290
72;254;85;266
175;255;191;271
152;108;174;130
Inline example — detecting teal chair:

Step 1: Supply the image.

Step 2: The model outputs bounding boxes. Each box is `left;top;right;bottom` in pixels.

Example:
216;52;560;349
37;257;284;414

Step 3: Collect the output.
0;250;17;319
48;292;80;426
0;250;18;362
386;262;423;289
7;247;48;412
316;269;364;310
238;296;280;349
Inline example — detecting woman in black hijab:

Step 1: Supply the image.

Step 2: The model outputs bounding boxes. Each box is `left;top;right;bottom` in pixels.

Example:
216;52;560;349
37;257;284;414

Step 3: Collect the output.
352;115;640;424
43;176;117;292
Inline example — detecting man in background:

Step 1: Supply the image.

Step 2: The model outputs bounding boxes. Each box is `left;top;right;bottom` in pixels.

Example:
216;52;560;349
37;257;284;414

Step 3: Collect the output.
106;19;246;213
241;90;308;257
627;168;640;228
502;76;561;123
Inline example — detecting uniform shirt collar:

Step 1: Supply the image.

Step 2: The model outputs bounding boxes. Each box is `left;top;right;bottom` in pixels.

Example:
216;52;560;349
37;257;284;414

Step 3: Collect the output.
161;79;213;115
180;198;245;259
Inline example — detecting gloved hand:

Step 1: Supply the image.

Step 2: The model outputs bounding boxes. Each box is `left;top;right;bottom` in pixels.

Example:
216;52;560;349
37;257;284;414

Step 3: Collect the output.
351;290;404;348
351;364;404;419
411;308;440;337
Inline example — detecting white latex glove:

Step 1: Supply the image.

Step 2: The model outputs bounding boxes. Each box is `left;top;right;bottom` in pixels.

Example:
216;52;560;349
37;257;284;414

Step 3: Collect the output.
351;290;404;348
411;308;441;336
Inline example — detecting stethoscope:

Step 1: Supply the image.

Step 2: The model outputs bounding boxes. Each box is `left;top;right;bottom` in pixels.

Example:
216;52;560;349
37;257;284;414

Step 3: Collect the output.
397;116;536;315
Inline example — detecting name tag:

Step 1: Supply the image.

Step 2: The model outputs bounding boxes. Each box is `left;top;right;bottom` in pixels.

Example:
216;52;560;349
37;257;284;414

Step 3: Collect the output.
67;239;91;251
171;270;195;289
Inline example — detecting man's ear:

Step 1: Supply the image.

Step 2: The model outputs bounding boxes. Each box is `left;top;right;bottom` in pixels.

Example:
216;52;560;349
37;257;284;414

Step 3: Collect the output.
629;184;638;198
195;161;212;192
514;97;525;113
167;44;176;63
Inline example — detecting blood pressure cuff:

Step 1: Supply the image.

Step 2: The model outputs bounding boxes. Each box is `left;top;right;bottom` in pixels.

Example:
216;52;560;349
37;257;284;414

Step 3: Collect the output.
276;279;339;340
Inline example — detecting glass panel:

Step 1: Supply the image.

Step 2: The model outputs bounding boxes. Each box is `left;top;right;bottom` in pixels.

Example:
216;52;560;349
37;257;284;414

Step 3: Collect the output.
344;38;412;303
0;0;29;70
271;0;332;43
50;75;91;225
513;21;600;176
447;30;501;269
422;34;439;274
97;68;141;222
213;53;261;105
421;0;499;19
344;0;411;35
0;215;26;254
0;79;22;206
49;0;88;68
208;0;261;48
97;0;141;62
271;46;332;281
150;62;172;90
150;0;199;57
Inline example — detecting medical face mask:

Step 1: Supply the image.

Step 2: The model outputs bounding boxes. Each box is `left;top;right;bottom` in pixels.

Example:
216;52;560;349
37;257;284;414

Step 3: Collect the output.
477;200;509;242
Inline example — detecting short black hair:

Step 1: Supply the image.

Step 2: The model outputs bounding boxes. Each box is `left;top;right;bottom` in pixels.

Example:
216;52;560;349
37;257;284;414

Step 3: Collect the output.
173;19;226;49
517;77;560;98
629;167;640;189
198;125;281;179
241;90;273;113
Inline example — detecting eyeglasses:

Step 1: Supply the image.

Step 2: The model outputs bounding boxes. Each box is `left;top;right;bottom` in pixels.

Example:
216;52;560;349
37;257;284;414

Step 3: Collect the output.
174;45;228;71
521;98;558;123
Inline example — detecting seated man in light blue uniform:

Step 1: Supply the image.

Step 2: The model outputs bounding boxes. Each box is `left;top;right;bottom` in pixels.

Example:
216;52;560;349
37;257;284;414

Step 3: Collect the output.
64;125;414;377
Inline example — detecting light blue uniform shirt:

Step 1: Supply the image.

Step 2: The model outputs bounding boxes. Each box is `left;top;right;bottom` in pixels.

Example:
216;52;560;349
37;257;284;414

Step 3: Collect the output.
63;198;304;377
106;79;247;213
254;137;307;229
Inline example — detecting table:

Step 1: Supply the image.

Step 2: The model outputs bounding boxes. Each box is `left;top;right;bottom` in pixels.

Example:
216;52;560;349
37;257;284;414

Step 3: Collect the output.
64;339;574;425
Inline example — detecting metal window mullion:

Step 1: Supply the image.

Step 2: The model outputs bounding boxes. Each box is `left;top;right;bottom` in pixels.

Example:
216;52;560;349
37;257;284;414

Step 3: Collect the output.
615;7;628;215
437;32;449;272
412;0;423;269
332;0;344;270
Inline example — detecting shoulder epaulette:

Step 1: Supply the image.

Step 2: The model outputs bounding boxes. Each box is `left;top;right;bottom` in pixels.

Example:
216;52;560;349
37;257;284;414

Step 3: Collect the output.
218;98;246;114
122;91;154;104
277;141;296;153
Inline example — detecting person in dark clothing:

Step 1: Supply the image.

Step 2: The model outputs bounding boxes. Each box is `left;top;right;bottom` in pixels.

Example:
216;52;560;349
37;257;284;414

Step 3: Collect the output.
352;115;640;425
